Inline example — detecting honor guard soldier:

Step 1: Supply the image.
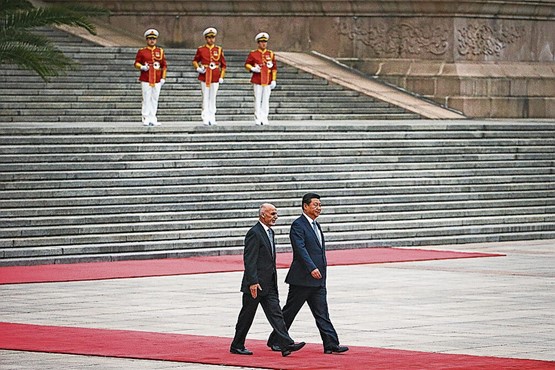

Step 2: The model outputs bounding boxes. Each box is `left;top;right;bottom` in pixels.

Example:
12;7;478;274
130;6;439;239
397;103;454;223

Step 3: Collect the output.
134;28;167;126
193;27;227;126
245;32;277;125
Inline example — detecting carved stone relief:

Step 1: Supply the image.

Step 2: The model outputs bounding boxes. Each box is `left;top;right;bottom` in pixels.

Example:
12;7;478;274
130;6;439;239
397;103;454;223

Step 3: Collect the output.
335;18;449;57
457;24;524;56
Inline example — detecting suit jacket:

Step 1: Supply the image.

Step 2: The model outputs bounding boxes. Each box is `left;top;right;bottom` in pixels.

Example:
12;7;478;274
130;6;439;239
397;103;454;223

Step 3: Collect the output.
240;222;277;296
285;215;328;287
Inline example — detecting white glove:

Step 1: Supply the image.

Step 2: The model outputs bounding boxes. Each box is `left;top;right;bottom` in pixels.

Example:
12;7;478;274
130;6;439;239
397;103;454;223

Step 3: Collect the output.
160;79;165;86
196;66;206;74
269;80;276;90
140;64;149;71
250;65;261;73
218;78;224;83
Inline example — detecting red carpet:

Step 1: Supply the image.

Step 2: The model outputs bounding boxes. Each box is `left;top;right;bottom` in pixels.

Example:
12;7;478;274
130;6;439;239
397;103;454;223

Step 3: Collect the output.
0;248;503;285
0;322;552;369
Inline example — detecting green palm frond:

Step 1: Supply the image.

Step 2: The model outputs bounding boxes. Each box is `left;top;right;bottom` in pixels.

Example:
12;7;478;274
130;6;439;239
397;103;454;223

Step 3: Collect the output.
0;41;75;80
0;1;109;81
0;0;34;15
3;29;51;48
3;7;96;34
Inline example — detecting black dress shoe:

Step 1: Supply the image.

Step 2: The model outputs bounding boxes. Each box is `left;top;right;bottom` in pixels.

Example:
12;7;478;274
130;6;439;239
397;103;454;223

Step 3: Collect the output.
230;347;253;355
324;345;349;354
270;344;282;352
282;341;306;356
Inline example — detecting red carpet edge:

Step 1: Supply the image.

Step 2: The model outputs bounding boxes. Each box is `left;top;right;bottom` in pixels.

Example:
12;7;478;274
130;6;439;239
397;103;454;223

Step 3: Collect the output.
0;248;504;285
0;322;552;370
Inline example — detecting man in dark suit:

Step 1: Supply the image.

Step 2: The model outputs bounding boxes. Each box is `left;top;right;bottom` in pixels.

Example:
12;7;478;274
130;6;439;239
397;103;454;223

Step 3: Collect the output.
230;203;306;357
267;193;349;354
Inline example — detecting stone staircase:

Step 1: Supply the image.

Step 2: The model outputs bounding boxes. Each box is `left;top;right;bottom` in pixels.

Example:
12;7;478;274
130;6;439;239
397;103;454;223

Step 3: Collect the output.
0;121;554;265
0;28;420;123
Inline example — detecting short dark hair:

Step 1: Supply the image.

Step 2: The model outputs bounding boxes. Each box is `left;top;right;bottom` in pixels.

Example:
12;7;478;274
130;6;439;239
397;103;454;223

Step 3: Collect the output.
302;192;320;208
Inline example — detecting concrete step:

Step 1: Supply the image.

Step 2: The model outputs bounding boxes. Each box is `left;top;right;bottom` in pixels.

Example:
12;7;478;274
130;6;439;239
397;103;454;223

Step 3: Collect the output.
1;154;553;172
3;204;553;228
2;208;555;241
1;135;553;150
1;88;364;97
4;229;555;266
1;166;553;185
1;187;553;210
0;102;400;112
2;221;554;260
0;95;375;104
3;196;553;221
2;179;553;199
2;173;554;192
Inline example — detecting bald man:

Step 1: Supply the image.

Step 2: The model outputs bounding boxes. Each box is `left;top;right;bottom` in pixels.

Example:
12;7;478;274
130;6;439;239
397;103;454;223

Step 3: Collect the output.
230;203;305;357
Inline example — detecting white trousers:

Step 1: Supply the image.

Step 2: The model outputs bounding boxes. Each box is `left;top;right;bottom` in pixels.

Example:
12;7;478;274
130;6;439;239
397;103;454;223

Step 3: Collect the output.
253;84;271;125
200;81;220;125
141;81;162;125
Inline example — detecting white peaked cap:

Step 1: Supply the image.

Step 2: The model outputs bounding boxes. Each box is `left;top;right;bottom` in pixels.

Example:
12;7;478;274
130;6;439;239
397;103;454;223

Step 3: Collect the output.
203;27;217;37
255;32;269;42
144;29;159;38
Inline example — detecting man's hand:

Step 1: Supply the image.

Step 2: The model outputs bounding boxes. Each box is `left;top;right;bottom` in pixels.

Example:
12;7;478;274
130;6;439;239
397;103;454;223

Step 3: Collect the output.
196;66;206;74
250;65;261;73
218;78;224;83
269;80;276;90
311;268;322;279
160;79;165;86
140;64;149;71
250;283;262;299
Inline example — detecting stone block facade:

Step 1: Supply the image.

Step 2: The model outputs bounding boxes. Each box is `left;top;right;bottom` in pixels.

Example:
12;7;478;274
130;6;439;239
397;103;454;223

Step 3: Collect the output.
42;0;555;118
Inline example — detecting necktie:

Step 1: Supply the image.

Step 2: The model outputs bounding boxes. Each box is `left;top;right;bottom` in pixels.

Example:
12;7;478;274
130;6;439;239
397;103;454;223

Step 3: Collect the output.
268;228;275;256
312;221;322;245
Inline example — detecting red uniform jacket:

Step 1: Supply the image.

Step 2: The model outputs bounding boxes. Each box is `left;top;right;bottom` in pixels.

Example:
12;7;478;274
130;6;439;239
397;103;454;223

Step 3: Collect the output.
245;49;277;86
134;46;167;86
193;45;227;85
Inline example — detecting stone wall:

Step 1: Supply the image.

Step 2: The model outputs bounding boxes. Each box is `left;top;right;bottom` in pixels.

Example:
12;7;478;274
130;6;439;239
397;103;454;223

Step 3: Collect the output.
327;16;555;118
42;0;555;118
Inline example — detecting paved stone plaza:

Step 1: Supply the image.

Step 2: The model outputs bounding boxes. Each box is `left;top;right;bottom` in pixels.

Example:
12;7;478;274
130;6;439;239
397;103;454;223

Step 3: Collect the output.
1;239;553;369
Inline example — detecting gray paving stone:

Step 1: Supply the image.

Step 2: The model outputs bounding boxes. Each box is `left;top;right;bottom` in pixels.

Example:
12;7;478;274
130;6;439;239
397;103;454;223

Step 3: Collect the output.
2;239;552;368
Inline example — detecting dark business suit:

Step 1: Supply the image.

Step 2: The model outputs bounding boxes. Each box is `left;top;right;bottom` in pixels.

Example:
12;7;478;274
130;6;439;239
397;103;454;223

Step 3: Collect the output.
231;221;294;350
268;214;340;350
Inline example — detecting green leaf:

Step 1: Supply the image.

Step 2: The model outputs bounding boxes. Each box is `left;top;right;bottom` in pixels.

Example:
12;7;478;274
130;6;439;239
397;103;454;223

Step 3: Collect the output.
0;1;107;81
